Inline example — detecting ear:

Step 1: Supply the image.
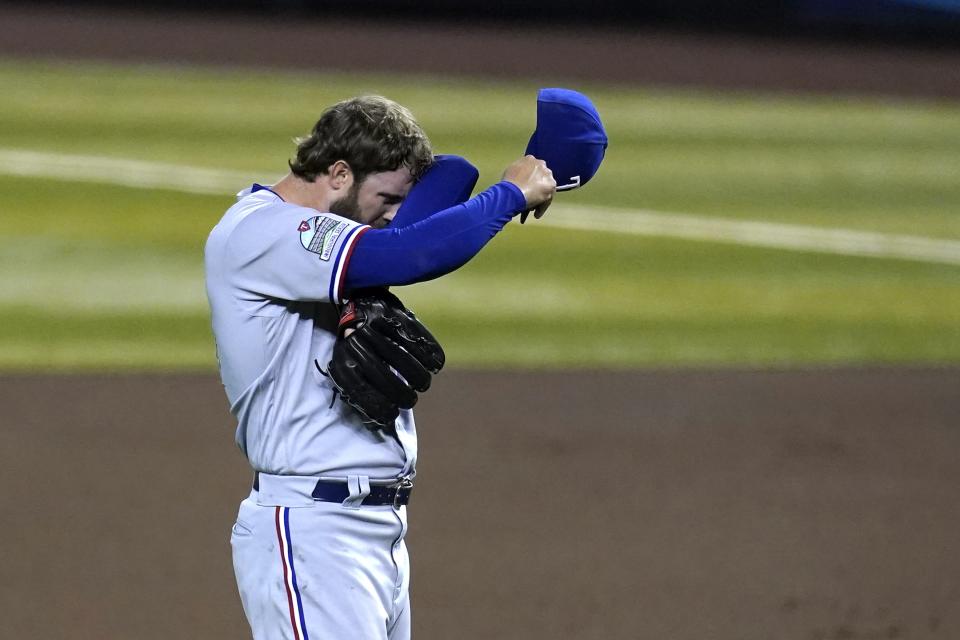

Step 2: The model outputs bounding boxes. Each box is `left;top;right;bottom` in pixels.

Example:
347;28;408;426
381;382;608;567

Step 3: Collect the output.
327;160;354;191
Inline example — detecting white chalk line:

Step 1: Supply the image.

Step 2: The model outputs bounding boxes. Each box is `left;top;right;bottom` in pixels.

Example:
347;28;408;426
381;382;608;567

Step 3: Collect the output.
2;147;960;266
0;148;258;195
548;207;960;266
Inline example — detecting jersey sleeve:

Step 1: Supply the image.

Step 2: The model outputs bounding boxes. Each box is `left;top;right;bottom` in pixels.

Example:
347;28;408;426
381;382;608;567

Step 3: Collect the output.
226;203;370;305
344;181;526;290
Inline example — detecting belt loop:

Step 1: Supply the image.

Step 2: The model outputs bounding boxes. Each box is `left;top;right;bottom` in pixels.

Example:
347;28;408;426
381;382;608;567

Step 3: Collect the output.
341;475;371;510
394;477;413;509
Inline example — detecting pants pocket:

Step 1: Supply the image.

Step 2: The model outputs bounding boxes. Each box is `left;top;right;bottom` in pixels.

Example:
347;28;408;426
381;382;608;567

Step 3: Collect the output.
231;519;254;538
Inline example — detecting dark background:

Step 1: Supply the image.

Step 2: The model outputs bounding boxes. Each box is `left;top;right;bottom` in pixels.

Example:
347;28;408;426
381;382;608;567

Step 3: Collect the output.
8;0;960;41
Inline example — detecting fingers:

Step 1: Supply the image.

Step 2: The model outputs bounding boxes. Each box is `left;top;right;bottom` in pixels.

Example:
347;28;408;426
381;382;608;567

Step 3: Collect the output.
503;155;556;215
357;324;432;392
371;308;445;373
534;198;551;219
533;177;554;219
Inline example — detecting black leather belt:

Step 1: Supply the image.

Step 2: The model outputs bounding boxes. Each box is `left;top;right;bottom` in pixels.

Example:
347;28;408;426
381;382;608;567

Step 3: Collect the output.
253;472;413;507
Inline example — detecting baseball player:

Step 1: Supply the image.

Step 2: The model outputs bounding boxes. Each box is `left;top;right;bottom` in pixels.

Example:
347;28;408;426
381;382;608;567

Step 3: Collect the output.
204;95;555;640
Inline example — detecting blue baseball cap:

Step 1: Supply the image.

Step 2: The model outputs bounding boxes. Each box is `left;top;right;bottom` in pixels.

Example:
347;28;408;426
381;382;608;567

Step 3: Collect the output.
390;155;480;229
525;88;608;192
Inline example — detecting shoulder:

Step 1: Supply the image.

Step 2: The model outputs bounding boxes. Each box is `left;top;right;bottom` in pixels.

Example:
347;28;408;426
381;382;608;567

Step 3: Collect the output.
233;196;358;251
212;189;364;263
236;190;355;232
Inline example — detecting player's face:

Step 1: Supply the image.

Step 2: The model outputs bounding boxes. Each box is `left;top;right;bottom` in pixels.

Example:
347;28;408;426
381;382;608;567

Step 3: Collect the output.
347;167;415;229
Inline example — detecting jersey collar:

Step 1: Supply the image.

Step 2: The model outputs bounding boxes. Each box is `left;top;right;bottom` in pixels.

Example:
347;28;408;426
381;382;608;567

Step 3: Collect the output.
251;183;285;201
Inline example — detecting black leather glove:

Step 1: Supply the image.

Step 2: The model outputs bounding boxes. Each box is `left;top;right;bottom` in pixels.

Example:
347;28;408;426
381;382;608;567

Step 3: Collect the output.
327;289;445;429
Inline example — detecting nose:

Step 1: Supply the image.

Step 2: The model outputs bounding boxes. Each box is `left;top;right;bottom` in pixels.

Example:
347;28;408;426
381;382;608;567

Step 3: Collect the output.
373;210;398;230
382;205;400;225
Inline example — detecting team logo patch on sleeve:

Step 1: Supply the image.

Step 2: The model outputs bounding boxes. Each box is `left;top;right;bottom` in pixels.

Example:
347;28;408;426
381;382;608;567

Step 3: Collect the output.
299;216;349;261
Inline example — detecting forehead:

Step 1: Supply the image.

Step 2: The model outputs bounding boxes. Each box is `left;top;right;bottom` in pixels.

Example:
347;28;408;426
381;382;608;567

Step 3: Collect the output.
362;167;414;194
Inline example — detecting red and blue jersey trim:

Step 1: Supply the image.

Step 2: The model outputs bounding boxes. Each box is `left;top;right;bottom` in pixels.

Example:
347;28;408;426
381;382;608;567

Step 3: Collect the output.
275;507;310;640
329;225;370;304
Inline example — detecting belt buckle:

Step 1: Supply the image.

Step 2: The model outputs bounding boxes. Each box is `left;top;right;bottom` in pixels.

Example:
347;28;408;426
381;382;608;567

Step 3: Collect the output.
392;477;413;509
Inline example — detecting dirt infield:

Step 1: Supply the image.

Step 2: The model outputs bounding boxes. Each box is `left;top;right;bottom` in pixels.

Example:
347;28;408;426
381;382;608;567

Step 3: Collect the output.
2;369;958;639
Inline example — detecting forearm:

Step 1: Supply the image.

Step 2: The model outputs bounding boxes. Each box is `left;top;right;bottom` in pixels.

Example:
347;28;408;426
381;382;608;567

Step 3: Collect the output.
344;182;526;289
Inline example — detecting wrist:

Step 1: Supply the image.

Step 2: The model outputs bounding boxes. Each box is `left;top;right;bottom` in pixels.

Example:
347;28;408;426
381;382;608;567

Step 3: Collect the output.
495;181;528;214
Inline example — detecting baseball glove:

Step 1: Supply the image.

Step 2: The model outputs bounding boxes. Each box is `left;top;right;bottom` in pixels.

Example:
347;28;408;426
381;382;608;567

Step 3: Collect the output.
327;289;445;429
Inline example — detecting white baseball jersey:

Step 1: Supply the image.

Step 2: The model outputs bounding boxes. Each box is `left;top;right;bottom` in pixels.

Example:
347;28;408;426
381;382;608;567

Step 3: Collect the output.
205;184;417;481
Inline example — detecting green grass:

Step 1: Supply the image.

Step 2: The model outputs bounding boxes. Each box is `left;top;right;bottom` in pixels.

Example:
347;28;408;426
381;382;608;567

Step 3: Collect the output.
1;58;959;370
397;229;960;367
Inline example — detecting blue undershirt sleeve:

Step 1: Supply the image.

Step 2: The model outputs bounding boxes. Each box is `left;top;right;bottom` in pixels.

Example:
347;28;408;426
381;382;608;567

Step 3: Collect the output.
344;181;527;290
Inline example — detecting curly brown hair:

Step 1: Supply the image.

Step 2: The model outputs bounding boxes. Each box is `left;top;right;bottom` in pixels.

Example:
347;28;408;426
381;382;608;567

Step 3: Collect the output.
289;95;434;183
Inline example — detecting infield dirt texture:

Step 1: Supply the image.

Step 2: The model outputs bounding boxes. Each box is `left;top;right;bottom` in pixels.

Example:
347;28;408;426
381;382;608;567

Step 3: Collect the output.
1;6;958;640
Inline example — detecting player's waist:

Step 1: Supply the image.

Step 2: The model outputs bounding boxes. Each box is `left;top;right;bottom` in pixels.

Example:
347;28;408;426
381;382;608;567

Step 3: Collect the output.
253;472;413;508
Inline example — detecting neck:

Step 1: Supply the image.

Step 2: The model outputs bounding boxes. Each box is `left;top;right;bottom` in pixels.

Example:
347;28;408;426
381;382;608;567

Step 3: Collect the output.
272;173;333;212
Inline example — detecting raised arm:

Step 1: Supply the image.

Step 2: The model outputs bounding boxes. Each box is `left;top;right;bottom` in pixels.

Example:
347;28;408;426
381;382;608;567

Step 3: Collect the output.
344;155;555;290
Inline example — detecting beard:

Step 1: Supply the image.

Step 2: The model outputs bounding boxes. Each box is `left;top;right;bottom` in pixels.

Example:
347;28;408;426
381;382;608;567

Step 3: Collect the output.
328;182;362;221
